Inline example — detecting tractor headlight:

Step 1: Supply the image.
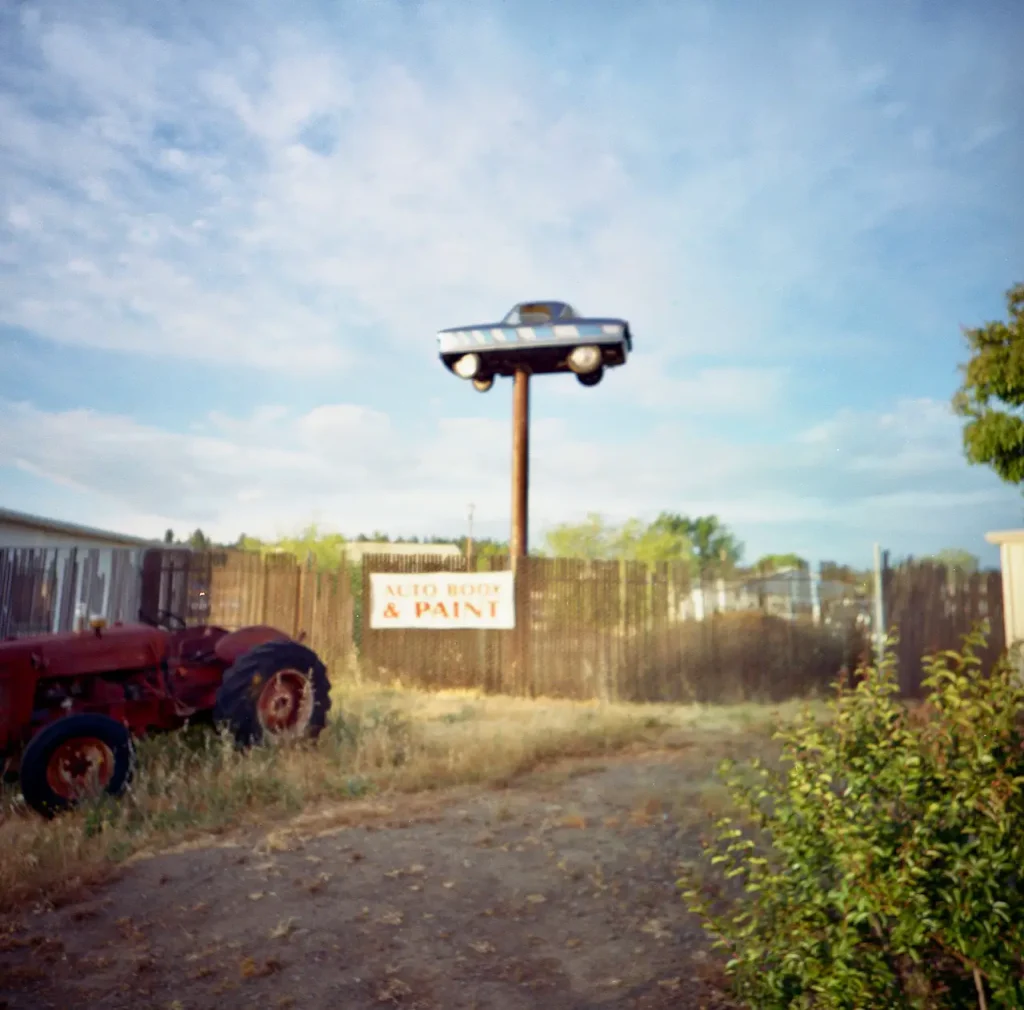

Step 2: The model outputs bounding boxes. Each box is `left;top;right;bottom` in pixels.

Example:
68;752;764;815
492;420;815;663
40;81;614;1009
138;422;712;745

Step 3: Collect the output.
453;353;481;379
567;344;602;374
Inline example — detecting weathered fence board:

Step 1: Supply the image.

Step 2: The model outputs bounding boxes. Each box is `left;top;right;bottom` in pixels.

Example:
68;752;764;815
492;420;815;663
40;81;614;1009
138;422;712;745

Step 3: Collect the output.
882;560;1003;695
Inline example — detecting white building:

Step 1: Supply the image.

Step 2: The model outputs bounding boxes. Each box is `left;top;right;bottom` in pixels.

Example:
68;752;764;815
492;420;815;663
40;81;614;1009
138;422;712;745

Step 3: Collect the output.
0;506;158;550
0;507;162;636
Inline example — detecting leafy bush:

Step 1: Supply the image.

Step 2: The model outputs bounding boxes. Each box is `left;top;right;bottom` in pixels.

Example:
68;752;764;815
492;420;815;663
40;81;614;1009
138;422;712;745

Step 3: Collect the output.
682;624;1024;1009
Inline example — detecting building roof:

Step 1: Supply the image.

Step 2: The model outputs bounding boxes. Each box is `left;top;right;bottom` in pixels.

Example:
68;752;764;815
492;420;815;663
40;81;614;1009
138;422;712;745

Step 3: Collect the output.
986;529;1024;545
340;541;463;561
0;506;159;547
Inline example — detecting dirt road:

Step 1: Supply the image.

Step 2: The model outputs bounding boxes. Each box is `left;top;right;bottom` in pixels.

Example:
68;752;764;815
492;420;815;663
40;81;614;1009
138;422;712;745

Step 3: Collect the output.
0;751;737;1009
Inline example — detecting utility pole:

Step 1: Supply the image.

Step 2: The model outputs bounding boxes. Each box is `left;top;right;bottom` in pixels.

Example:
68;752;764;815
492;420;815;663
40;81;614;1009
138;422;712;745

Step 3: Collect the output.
466;503;475;570
509;368;530;568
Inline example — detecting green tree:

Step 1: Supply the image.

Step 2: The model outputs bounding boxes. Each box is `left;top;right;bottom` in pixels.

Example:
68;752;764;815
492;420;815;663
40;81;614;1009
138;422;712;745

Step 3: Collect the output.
613;517;692;566
188;528;210;551
231;525;347;569
754;552;808;574
819;561;872;593
353;531;393;543
163;528;174;544
544;512;699;567
544;512;618;560
460;536;508;562
924;547;980;576
270;523;348;570
952;281;1024;484
655;513;743;577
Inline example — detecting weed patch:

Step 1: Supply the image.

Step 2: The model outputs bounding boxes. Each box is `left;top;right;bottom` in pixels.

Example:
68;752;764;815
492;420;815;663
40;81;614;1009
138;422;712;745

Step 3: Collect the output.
683;626;1024;1009
0;686;813;912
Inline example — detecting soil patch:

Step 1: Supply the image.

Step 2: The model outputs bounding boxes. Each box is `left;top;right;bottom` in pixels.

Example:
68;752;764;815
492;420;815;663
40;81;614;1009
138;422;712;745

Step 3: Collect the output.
0;751;738;1009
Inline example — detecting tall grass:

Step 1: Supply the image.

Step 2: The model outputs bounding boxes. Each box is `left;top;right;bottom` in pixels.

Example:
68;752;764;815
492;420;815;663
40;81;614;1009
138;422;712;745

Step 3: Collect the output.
0;687;809;912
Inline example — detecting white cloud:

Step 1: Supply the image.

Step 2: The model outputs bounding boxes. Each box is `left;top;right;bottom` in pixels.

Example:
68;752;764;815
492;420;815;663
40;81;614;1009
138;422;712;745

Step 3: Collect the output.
1;0;1013;373
0;1;1020;563
1;396;1017;561
551;358;790;414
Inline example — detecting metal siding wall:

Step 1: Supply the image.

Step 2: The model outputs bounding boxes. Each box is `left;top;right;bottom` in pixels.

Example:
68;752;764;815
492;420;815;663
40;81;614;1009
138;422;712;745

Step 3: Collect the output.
0;545;147;636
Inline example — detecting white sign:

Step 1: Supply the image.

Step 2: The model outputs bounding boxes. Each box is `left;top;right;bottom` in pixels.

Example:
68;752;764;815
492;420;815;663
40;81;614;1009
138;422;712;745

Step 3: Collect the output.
368;571;516;629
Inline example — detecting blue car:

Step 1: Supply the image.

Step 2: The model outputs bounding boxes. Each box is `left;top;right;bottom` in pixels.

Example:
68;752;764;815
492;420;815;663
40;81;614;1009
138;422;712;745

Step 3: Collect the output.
437;301;632;391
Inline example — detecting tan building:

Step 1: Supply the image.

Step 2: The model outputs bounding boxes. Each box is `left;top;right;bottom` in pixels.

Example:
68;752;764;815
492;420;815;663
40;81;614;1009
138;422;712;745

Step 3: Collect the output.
985;529;1024;663
340;541;463;565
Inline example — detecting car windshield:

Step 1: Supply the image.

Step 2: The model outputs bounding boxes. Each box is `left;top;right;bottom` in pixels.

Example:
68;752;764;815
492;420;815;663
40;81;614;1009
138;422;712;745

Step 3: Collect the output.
504;302;574;325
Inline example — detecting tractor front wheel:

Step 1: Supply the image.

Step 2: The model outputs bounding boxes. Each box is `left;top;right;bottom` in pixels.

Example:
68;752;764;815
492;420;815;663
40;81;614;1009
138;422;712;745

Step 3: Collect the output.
214;641;331;747
19;713;135;818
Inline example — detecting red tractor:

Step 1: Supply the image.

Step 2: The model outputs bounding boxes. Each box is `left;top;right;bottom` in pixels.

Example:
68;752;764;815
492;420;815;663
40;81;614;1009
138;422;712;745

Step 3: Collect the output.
0;611;331;817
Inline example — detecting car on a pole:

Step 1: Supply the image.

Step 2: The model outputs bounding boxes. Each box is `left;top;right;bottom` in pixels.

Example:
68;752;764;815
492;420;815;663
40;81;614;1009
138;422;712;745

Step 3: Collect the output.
437;301;632;391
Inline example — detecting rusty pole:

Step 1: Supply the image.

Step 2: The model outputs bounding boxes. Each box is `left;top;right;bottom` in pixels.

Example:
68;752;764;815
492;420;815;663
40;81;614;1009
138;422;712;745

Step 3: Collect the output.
510;367;530;566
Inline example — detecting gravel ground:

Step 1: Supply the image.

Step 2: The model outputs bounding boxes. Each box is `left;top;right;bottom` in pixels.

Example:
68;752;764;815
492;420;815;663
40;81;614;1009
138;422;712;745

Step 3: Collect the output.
0;750;739;1010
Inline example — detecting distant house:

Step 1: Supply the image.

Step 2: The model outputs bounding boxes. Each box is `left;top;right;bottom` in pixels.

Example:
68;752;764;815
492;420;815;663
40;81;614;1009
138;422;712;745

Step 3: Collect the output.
340;541;463;565
735;567;866;622
0;507;162;637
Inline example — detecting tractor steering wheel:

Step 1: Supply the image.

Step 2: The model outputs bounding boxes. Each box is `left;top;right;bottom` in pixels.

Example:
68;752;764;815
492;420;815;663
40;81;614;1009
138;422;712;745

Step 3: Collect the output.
155;609;188;631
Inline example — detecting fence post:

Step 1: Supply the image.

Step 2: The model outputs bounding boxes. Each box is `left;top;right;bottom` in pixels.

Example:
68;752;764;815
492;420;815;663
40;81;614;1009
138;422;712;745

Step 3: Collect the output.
293;557;307;640
260;556;270;625
810;562;822;625
873;542;886;663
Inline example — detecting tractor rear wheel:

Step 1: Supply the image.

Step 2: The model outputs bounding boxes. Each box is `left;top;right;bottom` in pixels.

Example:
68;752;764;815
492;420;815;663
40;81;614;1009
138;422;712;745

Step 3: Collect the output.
214;640;331;747
20;713;135;818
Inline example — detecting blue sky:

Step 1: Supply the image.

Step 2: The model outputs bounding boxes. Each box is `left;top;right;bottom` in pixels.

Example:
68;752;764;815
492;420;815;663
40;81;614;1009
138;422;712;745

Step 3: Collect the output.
0;0;1022;567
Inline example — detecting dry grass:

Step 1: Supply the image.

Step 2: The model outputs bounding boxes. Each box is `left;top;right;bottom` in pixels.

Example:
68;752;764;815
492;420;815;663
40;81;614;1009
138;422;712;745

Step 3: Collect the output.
0;683;818;912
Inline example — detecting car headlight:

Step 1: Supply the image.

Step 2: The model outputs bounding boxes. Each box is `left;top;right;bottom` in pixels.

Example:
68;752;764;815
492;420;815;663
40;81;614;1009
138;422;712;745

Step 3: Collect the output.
567;345;602;374
453;353;481;379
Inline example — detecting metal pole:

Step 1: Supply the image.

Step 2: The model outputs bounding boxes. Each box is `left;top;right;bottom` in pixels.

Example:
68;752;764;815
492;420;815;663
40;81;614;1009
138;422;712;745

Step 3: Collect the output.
873;542;886;663
466;503;475;571
510;368;530;564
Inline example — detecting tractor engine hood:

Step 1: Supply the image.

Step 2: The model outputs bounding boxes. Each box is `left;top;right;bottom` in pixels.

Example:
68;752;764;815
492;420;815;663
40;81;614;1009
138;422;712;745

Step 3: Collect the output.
0;624;169;679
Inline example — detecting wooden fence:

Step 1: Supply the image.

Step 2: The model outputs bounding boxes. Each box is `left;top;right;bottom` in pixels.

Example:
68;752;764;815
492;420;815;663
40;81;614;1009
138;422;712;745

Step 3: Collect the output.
358;554;866;704
0;546;1007;705
883;559;1004;696
141;548;355;670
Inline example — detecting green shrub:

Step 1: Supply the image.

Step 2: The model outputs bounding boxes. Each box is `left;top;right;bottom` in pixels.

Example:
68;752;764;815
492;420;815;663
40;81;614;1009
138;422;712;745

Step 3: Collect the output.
681;624;1024;1009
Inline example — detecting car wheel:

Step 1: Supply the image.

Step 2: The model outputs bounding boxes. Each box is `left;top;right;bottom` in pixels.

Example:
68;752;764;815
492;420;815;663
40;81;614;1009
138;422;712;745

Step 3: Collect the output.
20;713;135;818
